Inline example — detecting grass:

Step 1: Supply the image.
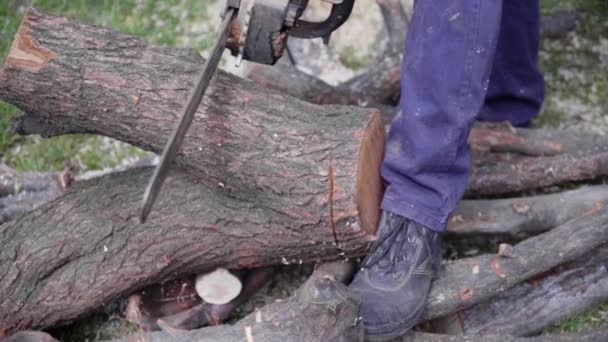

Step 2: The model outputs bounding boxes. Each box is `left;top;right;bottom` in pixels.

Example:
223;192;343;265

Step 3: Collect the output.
0;0;216;172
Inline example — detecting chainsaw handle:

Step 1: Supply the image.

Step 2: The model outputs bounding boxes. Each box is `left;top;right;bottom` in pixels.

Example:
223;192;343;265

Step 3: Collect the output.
288;0;355;39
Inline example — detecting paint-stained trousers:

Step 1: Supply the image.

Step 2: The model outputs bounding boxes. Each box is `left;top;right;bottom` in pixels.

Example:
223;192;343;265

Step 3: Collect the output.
381;0;545;232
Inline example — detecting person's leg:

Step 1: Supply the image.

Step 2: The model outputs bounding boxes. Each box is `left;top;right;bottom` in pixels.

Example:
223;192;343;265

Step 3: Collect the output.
350;1;503;340
478;0;545;126
381;0;502;233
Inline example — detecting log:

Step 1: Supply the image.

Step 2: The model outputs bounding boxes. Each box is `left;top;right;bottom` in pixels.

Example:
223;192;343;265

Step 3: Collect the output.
245;59;355;105
467;150;608;197
0;167;374;336
2;166;608;335
449;185;608;236
424;207;608;320
0;8;386;237
4;10;608;199
432;245;608;336
394;329;608;342
469;124;608;157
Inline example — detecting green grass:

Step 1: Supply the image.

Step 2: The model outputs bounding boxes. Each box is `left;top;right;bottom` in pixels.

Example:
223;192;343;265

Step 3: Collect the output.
535;0;608;128
0;0;215;172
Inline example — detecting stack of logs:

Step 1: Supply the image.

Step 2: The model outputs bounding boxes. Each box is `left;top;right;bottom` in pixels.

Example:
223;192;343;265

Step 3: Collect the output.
1;3;607;342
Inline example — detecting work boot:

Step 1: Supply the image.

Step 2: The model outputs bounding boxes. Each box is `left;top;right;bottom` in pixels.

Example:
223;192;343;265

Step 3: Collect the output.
350;210;441;341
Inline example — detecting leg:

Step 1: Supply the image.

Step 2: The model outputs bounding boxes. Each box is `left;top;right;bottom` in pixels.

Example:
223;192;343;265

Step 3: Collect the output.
381;0;503;232
478;0;545;126
350;1;503;340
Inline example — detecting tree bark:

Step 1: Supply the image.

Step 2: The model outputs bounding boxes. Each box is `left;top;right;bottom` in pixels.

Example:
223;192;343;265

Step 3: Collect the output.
0;7;386;233
432;245;608;336
449;185;608;236
467;150;608;197
424;208;608;320
0;167;374;336
469;124;608;157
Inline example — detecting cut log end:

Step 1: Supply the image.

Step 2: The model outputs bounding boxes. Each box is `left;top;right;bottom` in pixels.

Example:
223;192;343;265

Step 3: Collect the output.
5;13;53;73
195;268;243;305
356;110;386;235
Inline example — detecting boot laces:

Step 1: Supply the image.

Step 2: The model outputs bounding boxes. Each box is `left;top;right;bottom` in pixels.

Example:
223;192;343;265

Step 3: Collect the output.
361;215;420;271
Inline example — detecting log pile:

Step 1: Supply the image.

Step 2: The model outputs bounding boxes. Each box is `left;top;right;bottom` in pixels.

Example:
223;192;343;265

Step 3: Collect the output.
0;3;606;341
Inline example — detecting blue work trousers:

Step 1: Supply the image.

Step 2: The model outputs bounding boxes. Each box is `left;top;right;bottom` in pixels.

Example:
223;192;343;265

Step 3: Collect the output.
381;0;545;232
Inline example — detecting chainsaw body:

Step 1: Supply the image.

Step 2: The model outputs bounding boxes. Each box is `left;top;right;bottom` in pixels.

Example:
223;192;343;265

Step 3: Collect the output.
224;0;355;65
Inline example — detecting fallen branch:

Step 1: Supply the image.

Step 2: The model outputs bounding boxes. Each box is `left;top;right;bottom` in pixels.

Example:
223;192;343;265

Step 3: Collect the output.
424;206;608;320
449;185;608;236
0;168;372;335
467;150;608;197
432;245;608;336
469;124;608;157
0;8;386;237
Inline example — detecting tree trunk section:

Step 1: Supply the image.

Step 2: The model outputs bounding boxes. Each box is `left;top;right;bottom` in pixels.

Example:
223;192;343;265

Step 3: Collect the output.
0;7;386;237
0;168;374;335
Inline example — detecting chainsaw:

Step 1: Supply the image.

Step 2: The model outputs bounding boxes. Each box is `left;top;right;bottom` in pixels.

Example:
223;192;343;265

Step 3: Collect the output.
140;0;355;222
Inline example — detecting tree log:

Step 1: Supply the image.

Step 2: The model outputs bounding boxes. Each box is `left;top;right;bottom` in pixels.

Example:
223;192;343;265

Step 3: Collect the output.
467;150;608;197
424;208;608;320
432;245;608;336
469;124;608;157
0;167;374;336
449;185;608;236
0;7;387;235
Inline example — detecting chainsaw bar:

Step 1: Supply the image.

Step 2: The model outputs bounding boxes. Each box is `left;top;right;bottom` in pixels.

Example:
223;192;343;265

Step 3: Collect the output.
139;7;236;223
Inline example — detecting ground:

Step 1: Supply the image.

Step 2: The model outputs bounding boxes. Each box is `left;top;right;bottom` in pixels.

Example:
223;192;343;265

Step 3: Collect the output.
1;0;607;340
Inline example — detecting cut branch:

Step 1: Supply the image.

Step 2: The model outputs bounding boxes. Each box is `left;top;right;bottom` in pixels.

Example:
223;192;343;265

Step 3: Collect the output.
467;150;608;196
460;245;608;336
2;167;607;334
449;185;608;236
424;207;608;320
469;124;608;157
432;245;608;336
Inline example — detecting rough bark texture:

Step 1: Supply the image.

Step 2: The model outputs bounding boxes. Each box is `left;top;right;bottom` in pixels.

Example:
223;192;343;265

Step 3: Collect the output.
449;185;608;236
432;245;608;336
0;168;374;336
246;59;355;105
423;207;608;320
469;124;608;157
5;10;608;201
0;8;387;237
467;150;608;197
